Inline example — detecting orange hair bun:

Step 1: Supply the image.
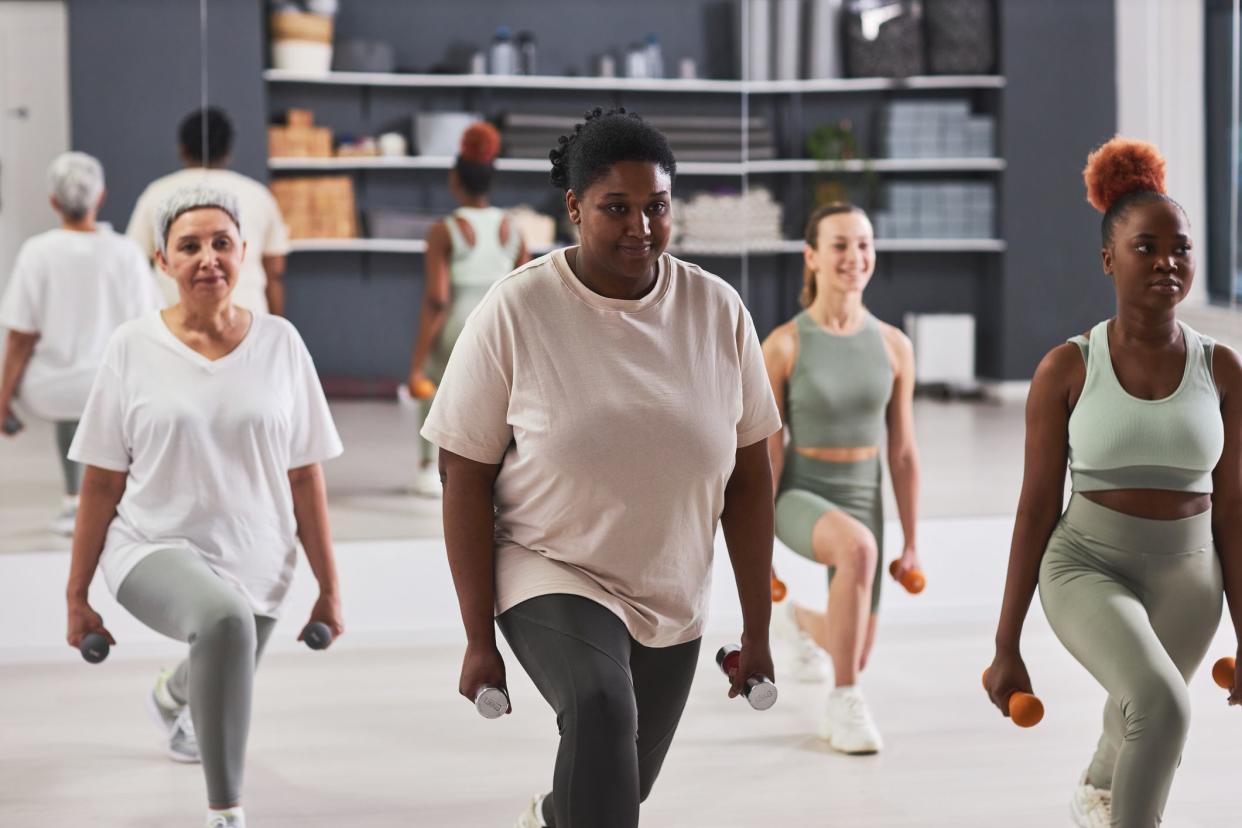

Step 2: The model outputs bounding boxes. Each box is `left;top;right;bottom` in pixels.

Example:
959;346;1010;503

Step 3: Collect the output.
1083;137;1167;213
459;122;502;164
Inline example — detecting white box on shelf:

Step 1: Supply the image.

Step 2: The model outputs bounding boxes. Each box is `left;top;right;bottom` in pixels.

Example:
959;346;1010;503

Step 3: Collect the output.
904;313;977;386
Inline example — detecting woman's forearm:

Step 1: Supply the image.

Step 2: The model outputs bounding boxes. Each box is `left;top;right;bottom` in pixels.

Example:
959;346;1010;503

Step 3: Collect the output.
289;463;339;594
1213;509;1242;644
995;508;1059;651
0;330;37;403
441;453;502;645
409;302;449;377
888;448;920;551
66;467;125;602
721;443;775;640
766;431;784;498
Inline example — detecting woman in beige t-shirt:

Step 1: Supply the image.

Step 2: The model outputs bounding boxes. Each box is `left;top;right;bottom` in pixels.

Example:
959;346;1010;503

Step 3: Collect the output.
422;108;782;828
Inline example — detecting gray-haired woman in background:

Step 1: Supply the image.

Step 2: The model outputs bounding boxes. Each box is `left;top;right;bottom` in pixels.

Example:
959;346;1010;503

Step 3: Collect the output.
0;151;160;534
64;186;344;828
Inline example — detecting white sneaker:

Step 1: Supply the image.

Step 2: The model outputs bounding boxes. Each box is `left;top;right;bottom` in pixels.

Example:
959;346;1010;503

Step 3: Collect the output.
205;808;245;828
410;465;442;499
1070;772;1112;827
51;496;78;536
818;686;883;754
514;795;544;828
770;600;831;683
167;706;200;764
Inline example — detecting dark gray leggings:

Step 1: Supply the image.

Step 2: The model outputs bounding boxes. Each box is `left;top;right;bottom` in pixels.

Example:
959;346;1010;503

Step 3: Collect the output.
116;547;276;808
498;594;700;828
54;420;83;496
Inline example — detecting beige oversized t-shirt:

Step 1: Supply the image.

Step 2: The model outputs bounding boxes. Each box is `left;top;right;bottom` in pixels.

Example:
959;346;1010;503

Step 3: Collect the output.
421;247;781;647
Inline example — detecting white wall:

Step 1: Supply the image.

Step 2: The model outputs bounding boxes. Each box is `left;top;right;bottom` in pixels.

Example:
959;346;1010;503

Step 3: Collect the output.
1115;0;1209;302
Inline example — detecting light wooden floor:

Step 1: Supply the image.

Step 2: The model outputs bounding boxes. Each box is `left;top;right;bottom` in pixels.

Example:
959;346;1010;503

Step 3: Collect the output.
1;399;1237;827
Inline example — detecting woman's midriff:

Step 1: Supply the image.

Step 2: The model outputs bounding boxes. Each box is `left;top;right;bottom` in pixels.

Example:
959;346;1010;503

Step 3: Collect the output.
794;445;880;463
1080;489;1212;521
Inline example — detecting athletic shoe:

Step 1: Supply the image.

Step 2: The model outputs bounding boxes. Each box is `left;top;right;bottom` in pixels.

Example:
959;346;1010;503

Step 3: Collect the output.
205;808;245;828
167;707;200;764
770;600;831;683
51;496;78;536
818;685;883;754
411;465;442;499
514;795;543;828
1070;772;1112;827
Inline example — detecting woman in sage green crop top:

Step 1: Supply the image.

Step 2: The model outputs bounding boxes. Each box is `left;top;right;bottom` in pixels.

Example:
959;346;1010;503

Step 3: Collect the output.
762;203;922;755
986;137;1242;826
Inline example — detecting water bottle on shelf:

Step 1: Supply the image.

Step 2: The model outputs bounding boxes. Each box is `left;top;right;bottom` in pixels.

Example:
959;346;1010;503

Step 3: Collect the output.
516;30;537;75
625;43;648;78
643;33;664;79
489;26;516;75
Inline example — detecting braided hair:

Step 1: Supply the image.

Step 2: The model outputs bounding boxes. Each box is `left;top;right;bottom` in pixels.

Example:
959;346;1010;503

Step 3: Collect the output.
1083;137;1185;246
549;107;676;194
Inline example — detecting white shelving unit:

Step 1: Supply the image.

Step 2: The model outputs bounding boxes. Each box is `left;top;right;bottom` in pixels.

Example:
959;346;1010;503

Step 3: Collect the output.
271;156;1005;175
288;238;1006;256
264;69;1006;95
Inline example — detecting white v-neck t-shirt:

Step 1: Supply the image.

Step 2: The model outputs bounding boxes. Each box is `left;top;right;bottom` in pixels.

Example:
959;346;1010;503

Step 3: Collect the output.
68;311;343;615
421;248;781;647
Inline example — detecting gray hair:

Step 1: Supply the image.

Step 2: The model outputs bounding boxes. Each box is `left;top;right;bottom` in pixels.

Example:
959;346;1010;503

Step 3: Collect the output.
47;152;105;220
155;184;242;254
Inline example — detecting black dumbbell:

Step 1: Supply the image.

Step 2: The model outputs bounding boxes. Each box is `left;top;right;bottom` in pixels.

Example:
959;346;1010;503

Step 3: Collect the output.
2;413;22;435
80;632;110;663
302;621;332;650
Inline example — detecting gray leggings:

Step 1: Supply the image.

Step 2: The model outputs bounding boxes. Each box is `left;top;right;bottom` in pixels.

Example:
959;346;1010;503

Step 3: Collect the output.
116;547;276;808
498;594;701;828
1039;495;1222;827
54;420;83;496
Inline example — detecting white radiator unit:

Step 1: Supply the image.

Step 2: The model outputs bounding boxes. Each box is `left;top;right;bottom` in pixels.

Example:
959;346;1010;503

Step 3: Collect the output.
903;313;977;388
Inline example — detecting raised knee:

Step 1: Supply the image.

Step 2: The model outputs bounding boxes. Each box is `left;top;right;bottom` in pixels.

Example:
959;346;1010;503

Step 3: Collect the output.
1125;681;1190;741
561;681;637;744
195;603;256;651
838;534;878;578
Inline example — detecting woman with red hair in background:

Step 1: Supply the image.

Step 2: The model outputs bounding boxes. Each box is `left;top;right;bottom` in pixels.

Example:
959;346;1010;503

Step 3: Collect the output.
407;122;530;496
985;137;1242;827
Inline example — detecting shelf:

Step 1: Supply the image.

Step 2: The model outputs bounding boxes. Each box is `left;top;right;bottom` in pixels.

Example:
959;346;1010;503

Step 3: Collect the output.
288;238;1006;255
264;69;1006;95
270;156;1003;175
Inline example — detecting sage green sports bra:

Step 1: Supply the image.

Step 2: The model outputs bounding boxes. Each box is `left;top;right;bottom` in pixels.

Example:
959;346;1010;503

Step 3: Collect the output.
1067;319;1223;493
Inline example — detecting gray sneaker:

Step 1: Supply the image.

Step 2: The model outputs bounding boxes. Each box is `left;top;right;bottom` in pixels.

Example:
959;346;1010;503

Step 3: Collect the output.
146;670;200;763
205;810;246;828
166;706;200;764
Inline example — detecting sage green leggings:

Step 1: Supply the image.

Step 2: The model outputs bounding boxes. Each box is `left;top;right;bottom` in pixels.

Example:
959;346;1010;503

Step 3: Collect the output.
1039;494;1223;827
775;453;884;612
117;547;276;808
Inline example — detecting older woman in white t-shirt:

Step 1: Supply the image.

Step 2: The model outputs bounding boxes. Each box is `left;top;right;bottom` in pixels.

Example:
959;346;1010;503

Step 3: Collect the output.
0;151;161;534
423;108;781;828
64;186;343;828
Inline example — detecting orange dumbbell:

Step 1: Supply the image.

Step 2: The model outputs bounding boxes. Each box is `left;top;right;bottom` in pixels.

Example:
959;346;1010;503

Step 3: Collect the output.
410;377;438;400
982;669;1044;728
771;572;787;603
1212;657;1236;690
889;560;926;594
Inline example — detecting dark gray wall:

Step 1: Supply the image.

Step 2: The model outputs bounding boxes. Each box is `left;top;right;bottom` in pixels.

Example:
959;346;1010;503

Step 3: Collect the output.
1205;0;1236;301
995;0;1116;378
67;0;268;230
64;0;1117;384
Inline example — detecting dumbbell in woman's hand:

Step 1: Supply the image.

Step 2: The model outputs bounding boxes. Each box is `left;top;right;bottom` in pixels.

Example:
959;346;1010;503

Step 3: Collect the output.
79;632;110;663
717;644;778;711
982;668;1043;727
889;560;926;594
302;621;333;650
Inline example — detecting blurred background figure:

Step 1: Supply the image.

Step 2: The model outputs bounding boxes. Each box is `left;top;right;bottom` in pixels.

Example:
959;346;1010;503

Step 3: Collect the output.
0;151;161;534
126;107;291;315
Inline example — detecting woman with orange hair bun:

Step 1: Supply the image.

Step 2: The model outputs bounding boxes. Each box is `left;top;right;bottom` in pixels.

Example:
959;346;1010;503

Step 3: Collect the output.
407;122;530;496
986;137;1242;826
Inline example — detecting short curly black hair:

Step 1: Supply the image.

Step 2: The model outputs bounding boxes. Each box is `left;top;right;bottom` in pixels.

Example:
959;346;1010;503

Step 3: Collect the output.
549;107;676;194
179;107;234;165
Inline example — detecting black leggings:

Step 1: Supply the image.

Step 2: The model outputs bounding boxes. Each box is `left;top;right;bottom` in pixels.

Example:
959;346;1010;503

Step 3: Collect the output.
498;594;701;828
